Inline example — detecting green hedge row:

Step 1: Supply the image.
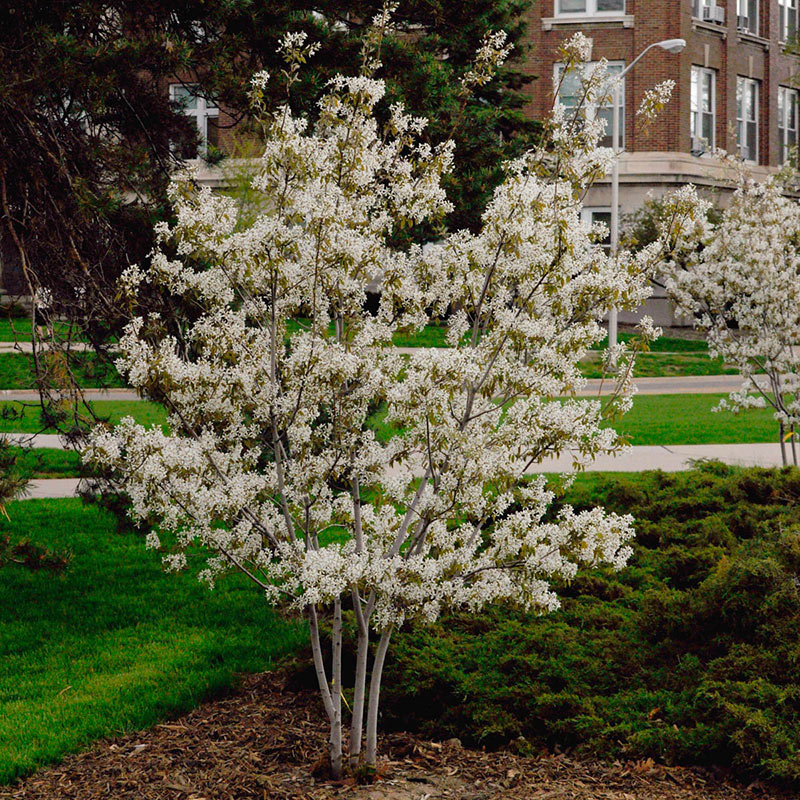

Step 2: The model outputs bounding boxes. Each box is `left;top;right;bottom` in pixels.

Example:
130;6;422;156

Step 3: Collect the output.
380;464;800;786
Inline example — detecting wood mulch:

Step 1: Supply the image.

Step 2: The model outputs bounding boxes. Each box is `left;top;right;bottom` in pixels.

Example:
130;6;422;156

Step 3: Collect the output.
1;672;791;800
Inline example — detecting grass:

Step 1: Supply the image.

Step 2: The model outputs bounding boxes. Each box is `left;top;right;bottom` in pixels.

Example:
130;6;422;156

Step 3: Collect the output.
0;392;777;483
0;401;167;433
580;352;737;378
367;394;780;448
13;448;82;478
0;499;306;785
0;318;77;343
0;327;718;389
286;322;706;353
0;353;125;390
590;333;708;353
607;393;778;446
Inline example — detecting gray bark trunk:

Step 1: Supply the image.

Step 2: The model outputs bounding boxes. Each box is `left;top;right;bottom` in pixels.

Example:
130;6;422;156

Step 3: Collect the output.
349;590;369;769
365;627;393;769
330;598;343;779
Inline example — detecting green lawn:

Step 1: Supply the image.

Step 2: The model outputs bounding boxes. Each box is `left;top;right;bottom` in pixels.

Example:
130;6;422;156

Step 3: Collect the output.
0;318;77;343
0;392;778;475
13;448;82;478
580;352;736;378
0;400;167;433
591;332;708;352
608;393;777;446
0;353;124;390
367;393;779;448
0;499;306;785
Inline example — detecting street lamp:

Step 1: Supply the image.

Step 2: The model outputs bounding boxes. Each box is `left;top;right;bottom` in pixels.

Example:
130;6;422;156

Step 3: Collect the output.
607;38;686;359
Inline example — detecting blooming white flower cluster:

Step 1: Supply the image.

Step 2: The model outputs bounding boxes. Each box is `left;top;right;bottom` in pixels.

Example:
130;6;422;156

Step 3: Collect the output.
460;30;513;90
637;79;675;122
85;31;669;775
659;176;800;464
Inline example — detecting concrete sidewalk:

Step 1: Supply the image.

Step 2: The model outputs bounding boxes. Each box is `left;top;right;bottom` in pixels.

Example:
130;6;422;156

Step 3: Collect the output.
0;375;756;403
582;374;754;395
0;388;141;401
4;433;69;449
18;442;791;500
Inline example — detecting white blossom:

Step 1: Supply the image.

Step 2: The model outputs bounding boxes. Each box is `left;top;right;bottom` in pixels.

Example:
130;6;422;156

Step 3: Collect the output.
659;174;800;465
83;37;672;775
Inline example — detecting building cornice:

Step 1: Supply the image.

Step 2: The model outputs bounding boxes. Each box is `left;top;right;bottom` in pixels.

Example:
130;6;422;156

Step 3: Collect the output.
592;151;797;193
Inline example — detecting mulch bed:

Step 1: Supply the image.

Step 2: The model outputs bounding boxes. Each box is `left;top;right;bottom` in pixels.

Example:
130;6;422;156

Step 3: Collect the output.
1;672;791;800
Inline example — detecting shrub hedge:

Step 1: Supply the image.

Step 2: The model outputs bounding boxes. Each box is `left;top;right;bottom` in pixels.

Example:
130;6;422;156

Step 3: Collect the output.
380;464;800;785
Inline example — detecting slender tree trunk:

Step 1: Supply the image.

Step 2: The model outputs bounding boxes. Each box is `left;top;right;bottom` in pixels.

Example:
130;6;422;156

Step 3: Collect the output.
349;589;369;770
330;598;343;780
791;425;798;467
780;421;788;467
365;627;393;770
308;606;339;777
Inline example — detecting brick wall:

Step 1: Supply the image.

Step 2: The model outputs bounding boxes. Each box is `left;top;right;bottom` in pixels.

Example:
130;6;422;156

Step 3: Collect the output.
521;0;800;167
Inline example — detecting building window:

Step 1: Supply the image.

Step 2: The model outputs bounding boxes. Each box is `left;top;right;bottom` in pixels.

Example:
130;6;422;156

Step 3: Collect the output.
692;0;725;22
690;67;716;152
736;77;759;162
779;87;799;164
736;0;758;34
169;83;219;159
555;62;624;149
556;0;624;15
780;0;798;42
581;207;612;252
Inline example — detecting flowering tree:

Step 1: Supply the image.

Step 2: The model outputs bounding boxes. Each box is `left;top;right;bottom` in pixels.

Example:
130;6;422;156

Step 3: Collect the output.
87;26;666;779
659;176;800;466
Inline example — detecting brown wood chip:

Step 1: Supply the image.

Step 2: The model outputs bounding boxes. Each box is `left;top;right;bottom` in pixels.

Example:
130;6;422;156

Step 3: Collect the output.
0;672;792;800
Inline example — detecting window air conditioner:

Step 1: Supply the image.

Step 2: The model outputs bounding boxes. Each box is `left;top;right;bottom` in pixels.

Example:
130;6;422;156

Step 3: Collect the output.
713;6;725;22
737;14;750;30
691;137;707;155
739;143;751;160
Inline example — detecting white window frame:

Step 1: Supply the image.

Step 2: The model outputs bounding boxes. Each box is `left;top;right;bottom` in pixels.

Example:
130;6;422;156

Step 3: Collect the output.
169;83;220;159
736;76;759;163
690;66;716;153
736;0;759;34
555;0;625;17
778;86;799;165
779;0;798;42
554;61;625;149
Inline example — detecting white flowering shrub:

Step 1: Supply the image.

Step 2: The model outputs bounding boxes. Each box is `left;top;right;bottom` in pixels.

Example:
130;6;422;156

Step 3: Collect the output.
659;175;800;465
87;28;666;779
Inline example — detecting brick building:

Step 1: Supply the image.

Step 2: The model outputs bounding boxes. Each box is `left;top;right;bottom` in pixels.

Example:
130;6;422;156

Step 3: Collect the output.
169;7;799;322
521;0;800;322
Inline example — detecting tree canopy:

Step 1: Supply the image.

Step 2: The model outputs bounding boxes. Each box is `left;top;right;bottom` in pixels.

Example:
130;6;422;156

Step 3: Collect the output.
0;0;535;330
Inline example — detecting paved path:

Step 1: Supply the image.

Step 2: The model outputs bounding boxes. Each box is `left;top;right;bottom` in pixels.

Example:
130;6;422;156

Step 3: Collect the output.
581;374;755;395
0;375;757;403
18;442;791;499
0;341;94;353
3;433;67;448
24;478;83;499
0;388;141;401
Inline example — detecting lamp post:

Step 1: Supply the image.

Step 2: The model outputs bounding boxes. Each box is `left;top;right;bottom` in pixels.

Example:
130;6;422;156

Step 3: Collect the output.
608;38;686;359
